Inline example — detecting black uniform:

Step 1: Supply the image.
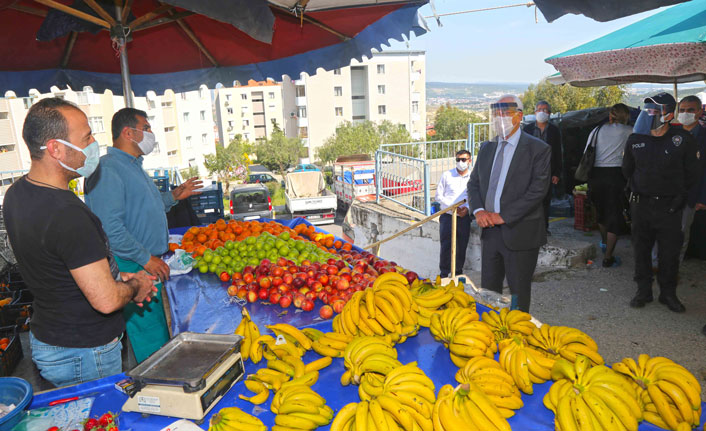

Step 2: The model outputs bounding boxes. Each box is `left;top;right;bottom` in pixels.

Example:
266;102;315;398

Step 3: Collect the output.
622;127;700;302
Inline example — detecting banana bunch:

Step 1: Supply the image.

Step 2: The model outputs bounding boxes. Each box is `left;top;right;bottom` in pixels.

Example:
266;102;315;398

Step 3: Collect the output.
498;336;556;394
266;323;312;353
208;406;266;431
526;324;604;366
249;367;290;391
612;354;702;430
342;336;400;385
546;355;643;431
429;308;496;367
311;331;353;358
411;278;475;327
239;379;271;405
455;356;523;417
481;308;536;342
433;383;511;431
270;384;334;430
235;308;261;362
333;272;420;343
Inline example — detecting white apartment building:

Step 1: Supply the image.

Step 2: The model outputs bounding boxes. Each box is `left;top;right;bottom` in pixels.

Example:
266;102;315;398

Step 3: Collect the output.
214;80;285;146
282;50;426;161
0;85;217;192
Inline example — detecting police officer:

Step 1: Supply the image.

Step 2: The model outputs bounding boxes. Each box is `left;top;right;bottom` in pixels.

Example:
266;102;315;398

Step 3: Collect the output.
623;92;700;312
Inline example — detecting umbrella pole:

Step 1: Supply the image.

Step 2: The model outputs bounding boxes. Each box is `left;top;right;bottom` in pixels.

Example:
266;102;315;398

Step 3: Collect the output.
115;4;135;108
673;79;678;101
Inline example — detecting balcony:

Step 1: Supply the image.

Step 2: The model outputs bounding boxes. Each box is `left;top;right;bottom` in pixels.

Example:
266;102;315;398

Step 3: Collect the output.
297;117;308;128
295;96;307;106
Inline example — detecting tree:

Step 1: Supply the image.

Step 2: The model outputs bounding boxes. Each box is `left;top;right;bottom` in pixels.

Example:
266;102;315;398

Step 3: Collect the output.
180;166;199;179
432;104;485;141
203;135;249;193
521;79;627;113
254;121;306;176
316;120;412;165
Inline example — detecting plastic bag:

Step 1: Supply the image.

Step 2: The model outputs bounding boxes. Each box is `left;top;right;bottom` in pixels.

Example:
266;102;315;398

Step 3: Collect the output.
164;249;196;276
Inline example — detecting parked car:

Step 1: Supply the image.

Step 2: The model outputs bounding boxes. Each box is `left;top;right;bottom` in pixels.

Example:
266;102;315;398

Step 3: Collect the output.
229;184;273;221
289;164;320;173
245;172;278;184
248;164;270;173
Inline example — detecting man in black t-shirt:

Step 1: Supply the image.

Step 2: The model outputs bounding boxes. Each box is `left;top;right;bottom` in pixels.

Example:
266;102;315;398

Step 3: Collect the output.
3;98;157;388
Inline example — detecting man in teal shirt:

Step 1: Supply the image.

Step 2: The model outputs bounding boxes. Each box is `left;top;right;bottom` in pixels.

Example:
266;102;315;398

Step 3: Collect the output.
85;108;202;362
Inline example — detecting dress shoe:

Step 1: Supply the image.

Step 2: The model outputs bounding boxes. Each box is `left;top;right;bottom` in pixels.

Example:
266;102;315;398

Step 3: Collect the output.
658;295;685;313
629;293;653;308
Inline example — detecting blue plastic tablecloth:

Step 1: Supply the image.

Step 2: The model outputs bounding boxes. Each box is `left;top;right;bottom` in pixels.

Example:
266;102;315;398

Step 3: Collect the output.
25;219;705;430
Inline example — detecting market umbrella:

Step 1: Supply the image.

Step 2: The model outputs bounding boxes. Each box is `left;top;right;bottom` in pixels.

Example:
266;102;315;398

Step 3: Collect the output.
544;0;706;88
534;0;689;23
0;0;428;104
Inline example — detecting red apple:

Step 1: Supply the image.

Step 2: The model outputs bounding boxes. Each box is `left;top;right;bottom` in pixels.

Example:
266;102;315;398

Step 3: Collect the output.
319;305;333;319
336;278;350;291
227;285;238;296
235;279;247;287
301;259;311;266
244;265;254;274
293;294;304;308
352;273;363;283
312;281;323;292
299;287;310;295
317;273;329;286
279;295;292;308
302;299;315;312
259;277;272;289
335;260;346;269
243;273;254;283
288;265;298;274
327;258;337;265
404;271;419;284
237;287;248;298
332;299;346;314
293;277;305;289
276;257;288;267
341;273;352;282
232;272;243;281
326;265;338;275
272;276;283;287
272;266;284;277
258;287;269;300
246;291;258;303
306;277;316;288
279;283;292;293
269;292;282;304
305;291;317;301
283;273;294;285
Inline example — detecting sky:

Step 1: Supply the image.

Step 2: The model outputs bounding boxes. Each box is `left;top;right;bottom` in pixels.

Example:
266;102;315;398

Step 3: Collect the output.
385;0;668;84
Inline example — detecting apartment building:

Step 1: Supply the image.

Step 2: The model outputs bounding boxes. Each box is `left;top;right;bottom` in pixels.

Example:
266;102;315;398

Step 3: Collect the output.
214;80;285;146
282;50;426;161
0;85;216;192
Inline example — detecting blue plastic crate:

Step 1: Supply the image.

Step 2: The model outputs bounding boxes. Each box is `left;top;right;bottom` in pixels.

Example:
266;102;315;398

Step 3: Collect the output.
189;182;224;223
153;177;170;192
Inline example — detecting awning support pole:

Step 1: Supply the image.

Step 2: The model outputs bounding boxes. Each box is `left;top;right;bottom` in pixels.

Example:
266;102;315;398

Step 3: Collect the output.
115;4;134;108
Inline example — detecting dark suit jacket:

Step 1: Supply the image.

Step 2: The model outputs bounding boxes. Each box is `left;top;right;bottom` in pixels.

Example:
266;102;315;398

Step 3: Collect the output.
686;124;706;207
468;131;552;250
523;122;562;178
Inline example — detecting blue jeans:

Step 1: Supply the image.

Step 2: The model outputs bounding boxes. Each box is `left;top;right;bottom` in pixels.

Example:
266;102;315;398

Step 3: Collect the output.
30;332;123;388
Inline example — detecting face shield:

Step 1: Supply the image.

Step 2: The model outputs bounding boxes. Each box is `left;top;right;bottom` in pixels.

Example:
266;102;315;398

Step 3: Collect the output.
633;102;673;135
490;102;522;140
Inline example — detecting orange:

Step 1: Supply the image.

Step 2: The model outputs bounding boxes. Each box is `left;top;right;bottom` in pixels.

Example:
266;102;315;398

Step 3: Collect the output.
342;243;353;251
168;243;179;252
187;226;199;235
195;245;207;257
196;233;208;243
183;232;195;242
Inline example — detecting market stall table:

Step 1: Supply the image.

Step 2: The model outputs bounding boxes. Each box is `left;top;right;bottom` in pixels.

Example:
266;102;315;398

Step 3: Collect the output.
24;219;706;430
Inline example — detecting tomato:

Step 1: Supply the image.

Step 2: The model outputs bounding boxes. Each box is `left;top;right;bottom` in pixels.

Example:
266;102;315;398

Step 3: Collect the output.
83;419;99;431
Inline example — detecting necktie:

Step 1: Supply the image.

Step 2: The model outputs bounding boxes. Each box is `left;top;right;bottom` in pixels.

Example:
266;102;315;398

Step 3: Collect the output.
485;140;508;213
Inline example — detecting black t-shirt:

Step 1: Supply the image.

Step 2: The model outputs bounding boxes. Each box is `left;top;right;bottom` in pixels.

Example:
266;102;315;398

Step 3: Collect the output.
622;127;700;197
3;177;124;348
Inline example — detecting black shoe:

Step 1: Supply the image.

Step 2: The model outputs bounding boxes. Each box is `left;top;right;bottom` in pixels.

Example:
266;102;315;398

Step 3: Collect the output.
658;295;685;313
629;293;653;308
702;324;706;337
602;257;615;268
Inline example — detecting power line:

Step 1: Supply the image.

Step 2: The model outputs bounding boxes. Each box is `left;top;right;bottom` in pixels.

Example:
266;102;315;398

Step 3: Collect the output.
424;2;535;19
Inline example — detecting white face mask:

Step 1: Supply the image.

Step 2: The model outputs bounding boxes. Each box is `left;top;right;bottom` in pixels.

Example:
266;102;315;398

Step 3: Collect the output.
494;116;515;137
456;160;469;172
535;111;550;123
130;128;157;155
677;112;697;126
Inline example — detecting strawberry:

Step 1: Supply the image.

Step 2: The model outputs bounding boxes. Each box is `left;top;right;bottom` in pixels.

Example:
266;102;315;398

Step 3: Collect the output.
46;427;59;431
83;419;99;431
98;412;115;426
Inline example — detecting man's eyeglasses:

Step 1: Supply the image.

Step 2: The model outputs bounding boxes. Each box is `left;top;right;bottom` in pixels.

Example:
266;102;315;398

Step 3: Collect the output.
456;158;469;162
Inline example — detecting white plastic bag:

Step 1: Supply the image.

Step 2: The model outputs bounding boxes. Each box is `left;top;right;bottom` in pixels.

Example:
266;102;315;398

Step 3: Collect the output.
164;249;196;276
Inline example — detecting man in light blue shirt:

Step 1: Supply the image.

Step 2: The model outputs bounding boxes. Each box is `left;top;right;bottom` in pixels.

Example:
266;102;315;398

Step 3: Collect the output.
85;108;202;362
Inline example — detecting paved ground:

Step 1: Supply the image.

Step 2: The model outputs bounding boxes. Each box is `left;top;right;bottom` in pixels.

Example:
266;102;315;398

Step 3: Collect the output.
11;211;706;401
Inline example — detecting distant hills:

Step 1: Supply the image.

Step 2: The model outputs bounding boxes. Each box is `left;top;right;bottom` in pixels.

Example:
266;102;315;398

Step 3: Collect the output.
427;81;530;111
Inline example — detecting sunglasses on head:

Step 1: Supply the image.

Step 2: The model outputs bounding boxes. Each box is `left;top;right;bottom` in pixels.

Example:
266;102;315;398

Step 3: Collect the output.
456;158;469;162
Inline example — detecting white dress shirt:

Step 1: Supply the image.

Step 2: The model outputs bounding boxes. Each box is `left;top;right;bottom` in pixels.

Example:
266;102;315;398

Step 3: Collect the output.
473;128;521;215
436;168;470;211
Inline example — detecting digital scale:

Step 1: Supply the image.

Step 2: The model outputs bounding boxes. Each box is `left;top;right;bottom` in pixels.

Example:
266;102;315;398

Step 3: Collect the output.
122;332;244;422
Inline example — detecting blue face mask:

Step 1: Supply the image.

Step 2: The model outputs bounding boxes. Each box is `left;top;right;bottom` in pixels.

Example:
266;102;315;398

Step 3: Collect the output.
41;139;100;177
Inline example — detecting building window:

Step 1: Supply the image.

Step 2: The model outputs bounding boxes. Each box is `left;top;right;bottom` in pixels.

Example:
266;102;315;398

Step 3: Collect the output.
167;150;177;156
226;94;232;102
228;120;234;128
148;100;156;110
244;133;251;141
298;127;308;138
334;86;343;97
269;92;275;99
202;134;207;145
335;107;343;117
88;117;104;134
200;110;206;121
378;85;385;95
0;112;7;120
243;119;250;127
378;105;386;115
22;98;33;110
185;136;192;148
183;112;190;122
333;69;341;75
412;101;419;114
295;86;306;97
377;64;385;74
199;88;206;99
227;107;234;115
161;101;173;108
297;106;307;118
241;94;247;100
148;116;155;123
165;126;175;132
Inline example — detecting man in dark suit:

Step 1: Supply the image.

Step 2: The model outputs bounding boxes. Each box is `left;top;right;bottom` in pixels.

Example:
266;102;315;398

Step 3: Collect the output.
523;100;562;233
468;95;551;312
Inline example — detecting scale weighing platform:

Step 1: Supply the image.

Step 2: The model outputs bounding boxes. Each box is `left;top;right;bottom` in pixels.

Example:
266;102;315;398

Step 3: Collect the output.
122;332;244;422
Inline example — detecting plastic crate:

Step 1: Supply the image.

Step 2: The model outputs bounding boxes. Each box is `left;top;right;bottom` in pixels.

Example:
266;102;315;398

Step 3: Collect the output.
0;325;23;376
189;182;224;223
0;303;31;331
153;177;170;192
573;192;596;231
